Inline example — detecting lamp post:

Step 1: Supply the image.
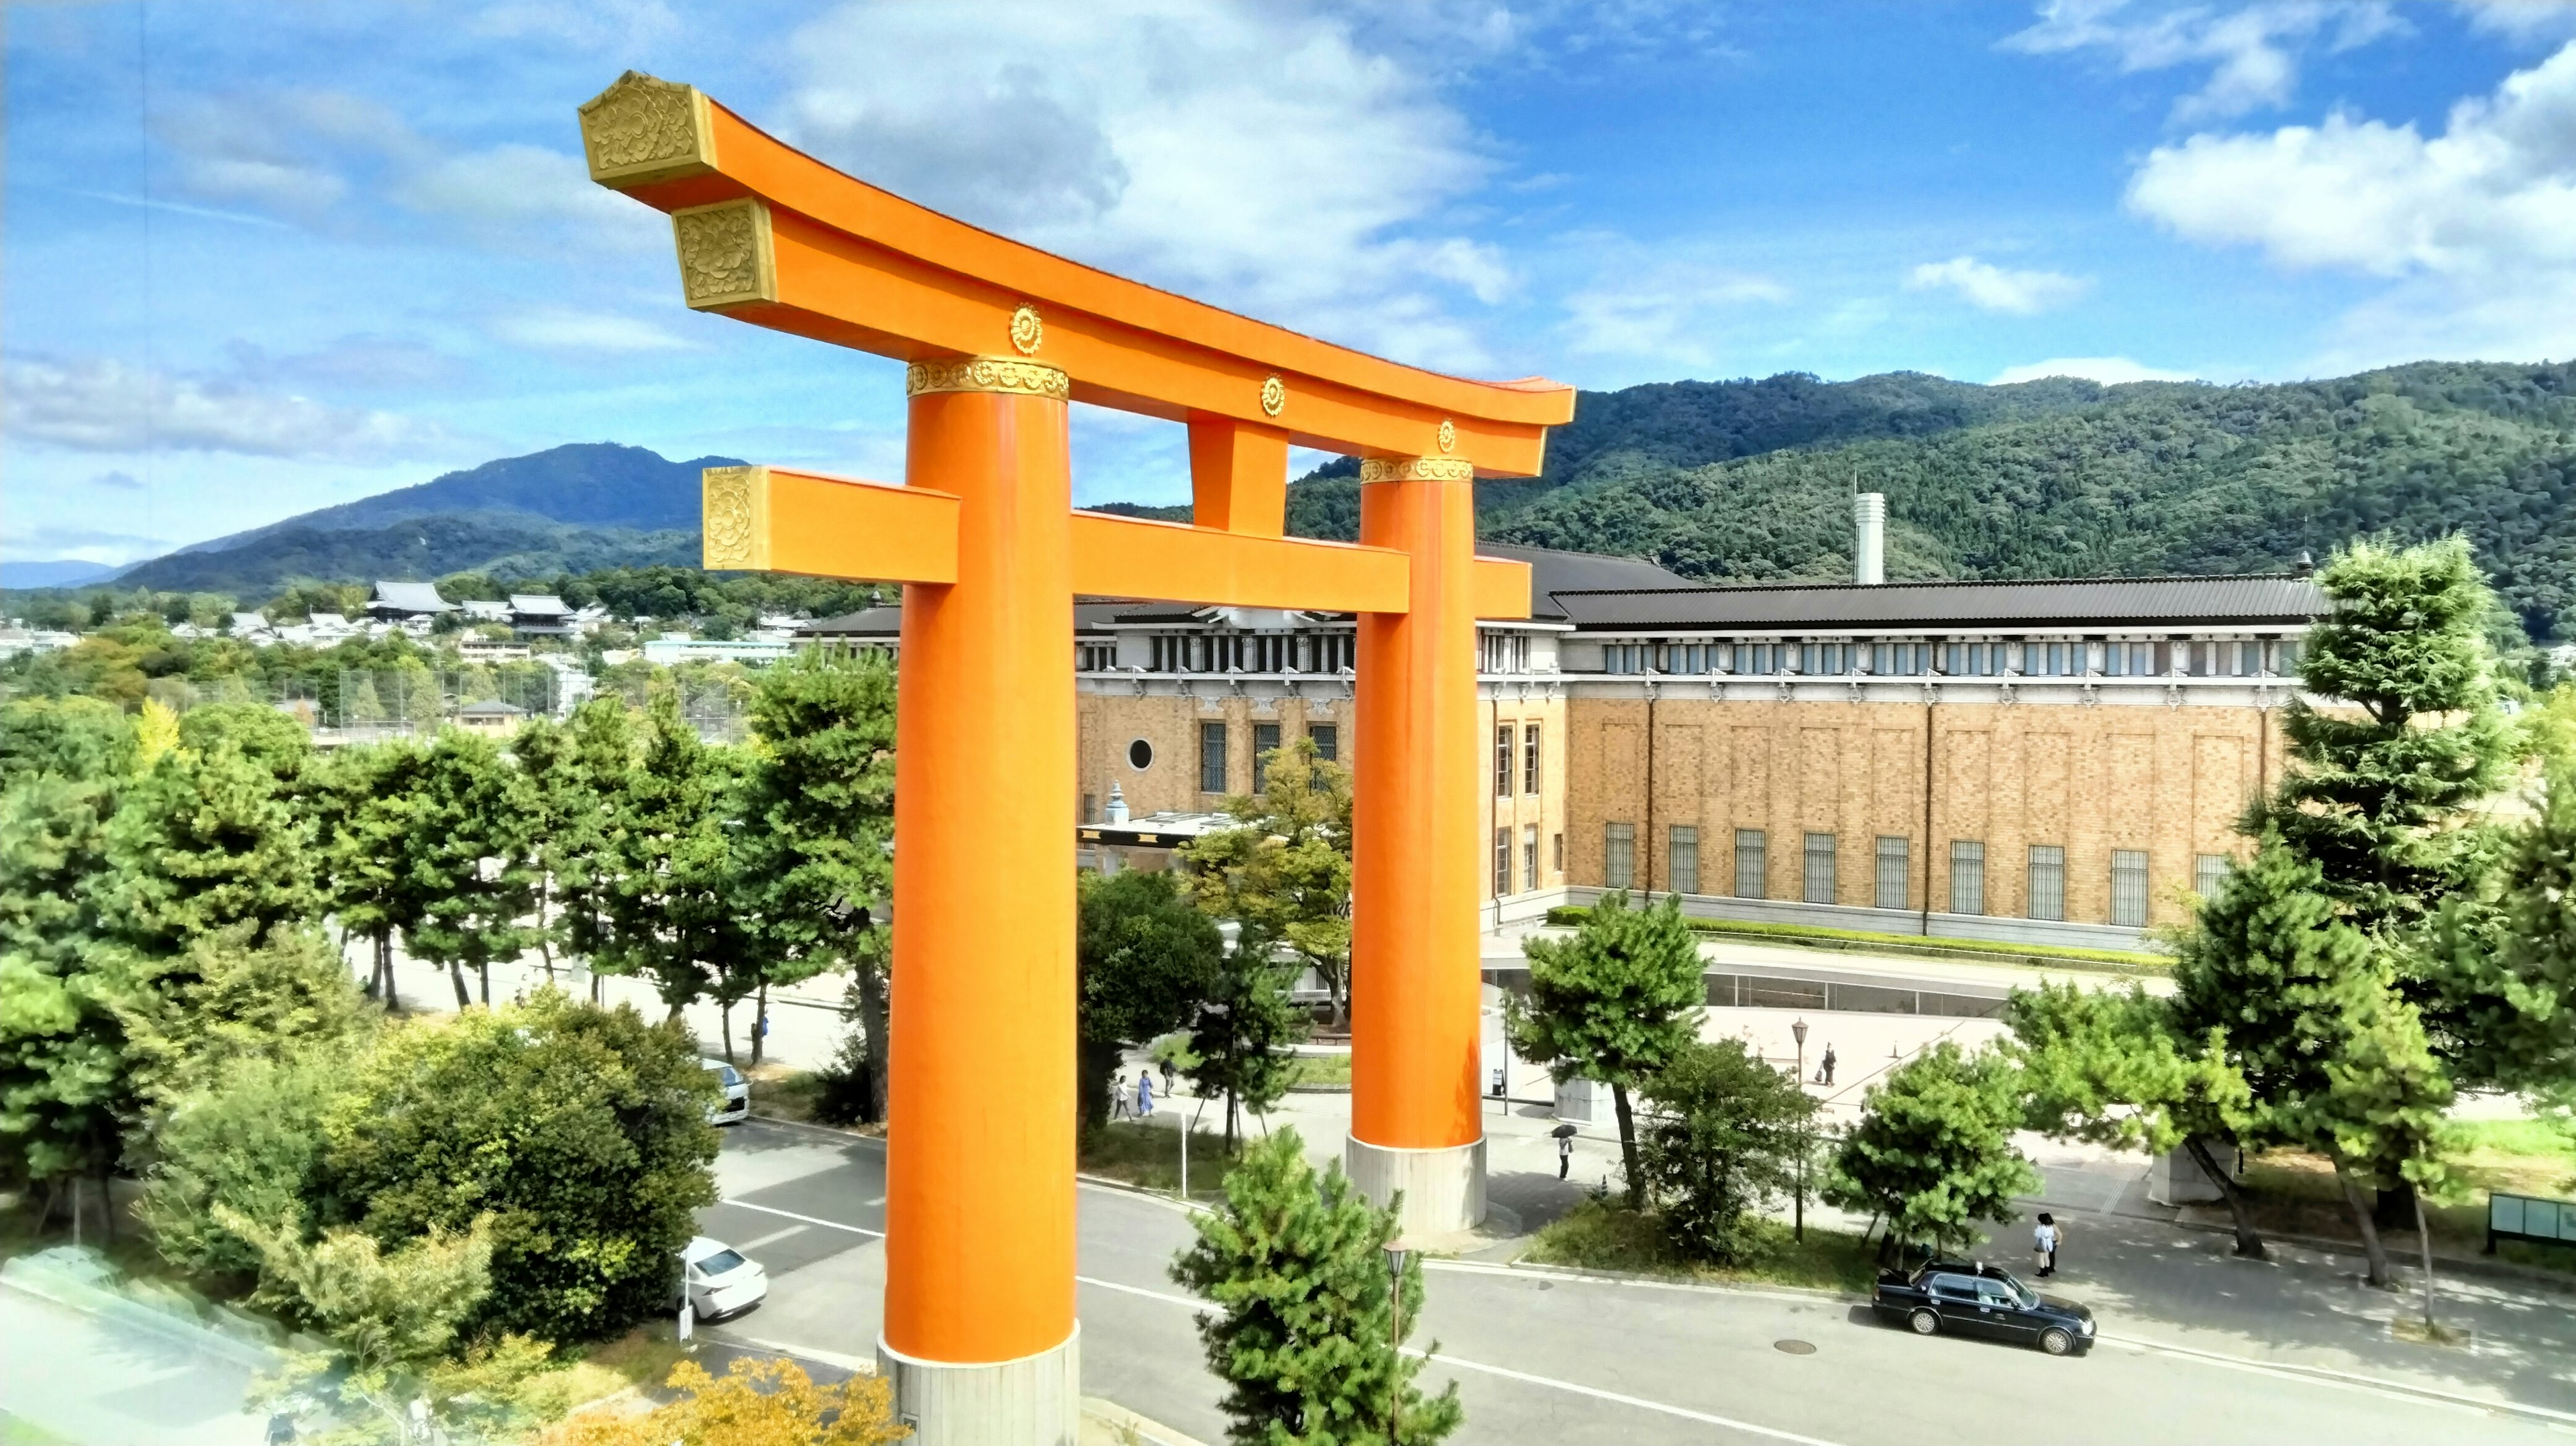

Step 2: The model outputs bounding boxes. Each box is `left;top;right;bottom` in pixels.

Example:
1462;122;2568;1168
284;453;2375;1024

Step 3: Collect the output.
1791;1017;1809;1244
1383;1239;1412;1444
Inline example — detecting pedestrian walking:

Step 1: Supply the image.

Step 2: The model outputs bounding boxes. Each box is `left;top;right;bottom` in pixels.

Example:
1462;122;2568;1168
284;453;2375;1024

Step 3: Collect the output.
1820;1044;1836;1087
1557;1132;1573;1180
1111;1076;1131;1120
2033;1213;2059;1278
1159;1057;1175;1096
1136;1069;1155;1118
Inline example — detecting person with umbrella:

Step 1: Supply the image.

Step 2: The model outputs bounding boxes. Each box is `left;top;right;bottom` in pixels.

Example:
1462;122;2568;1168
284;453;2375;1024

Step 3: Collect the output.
1552;1121;1577;1180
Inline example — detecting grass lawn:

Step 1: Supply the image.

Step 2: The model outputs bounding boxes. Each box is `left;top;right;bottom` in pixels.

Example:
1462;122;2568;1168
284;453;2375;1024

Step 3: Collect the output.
746;1064;823;1124
2239;1121;2576;1275
1285;1053;1352;1089
1524;1197;1879;1294
1079;1119;1249;1201
517;1327;693;1418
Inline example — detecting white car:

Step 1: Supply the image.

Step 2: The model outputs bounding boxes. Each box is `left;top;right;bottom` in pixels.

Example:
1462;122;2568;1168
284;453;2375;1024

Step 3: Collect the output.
702;1059;749;1125
679;1235;769;1321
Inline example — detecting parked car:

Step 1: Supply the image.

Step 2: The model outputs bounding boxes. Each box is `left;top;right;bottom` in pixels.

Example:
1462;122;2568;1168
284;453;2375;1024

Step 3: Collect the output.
678;1235;769;1321
702;1058;749;1125
1870;1258;2097;1355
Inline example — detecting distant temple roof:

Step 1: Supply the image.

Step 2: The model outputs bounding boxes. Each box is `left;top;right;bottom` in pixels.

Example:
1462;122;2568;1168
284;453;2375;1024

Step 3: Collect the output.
508;594;571;616
369;581;455;614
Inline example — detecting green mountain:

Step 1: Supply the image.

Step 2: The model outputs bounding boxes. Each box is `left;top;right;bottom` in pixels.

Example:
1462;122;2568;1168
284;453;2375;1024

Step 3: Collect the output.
1273;362;2576;641
115;514;704;595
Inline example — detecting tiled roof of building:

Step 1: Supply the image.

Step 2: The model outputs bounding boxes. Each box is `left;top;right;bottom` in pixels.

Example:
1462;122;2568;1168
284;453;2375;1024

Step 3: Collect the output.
508;594;570;616
1476;543;1694;618
1550;573;2328;631
370;580;455;613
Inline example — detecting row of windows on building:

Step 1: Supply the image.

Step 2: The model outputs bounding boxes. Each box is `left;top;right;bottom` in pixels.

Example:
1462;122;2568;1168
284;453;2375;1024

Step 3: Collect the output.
1494;824;1567;896
1493;722;1542;797
1599;638;2302;680
1130;632;1358;675
1597;824;2234;927
1195;720;1339;793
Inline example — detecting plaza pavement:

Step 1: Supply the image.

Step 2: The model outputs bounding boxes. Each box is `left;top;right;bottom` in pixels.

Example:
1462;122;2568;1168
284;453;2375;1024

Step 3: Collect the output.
699;1116;2576;1446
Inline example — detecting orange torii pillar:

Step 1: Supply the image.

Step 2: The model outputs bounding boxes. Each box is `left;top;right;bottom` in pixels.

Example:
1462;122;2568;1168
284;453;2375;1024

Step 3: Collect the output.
574;70;1572;1446
1349;455;1488;1233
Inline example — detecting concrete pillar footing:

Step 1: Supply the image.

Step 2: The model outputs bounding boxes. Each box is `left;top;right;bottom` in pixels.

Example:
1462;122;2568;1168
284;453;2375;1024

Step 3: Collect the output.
1346;1135;1487;1237
877;1324;1081;1446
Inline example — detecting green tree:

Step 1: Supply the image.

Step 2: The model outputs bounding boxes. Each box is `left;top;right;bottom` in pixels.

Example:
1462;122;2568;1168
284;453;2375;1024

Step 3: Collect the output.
2432;755;2576;1106
226;1204;496;1377
517;698;641;993
2171;834;2437;1285
93;737;321;958
1505;891;1704;1207
0;695;135;785
1183;738;1355;1027
0;777;123;1205
174;702;312;785
1633;1038;1819;1265
319;989;719;1341
600;696;751;1021
312;741;428;1009
737;653;896;1084
1170;1128;1462;1446
2004;981;2259;1254
1077;869;1221;1133
1185;923;1307;1153
1823;1041;2038;1259
403;730;542;1007
141;1048;345;1280
109;922;370;1121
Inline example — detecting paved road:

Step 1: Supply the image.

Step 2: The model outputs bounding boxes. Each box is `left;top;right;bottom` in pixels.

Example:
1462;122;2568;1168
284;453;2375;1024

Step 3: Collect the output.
699;1119;2569;1446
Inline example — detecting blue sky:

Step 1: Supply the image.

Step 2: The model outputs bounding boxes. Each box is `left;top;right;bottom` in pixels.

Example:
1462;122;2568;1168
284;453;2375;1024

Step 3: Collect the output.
10;0;2576;566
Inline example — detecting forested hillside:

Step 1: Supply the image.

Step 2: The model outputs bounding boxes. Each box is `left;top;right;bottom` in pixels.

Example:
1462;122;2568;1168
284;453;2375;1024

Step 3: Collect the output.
1285;362;2576;641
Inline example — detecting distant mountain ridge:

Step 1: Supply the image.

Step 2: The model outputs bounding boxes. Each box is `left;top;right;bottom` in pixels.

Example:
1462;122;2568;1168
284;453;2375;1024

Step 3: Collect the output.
99;443;740;597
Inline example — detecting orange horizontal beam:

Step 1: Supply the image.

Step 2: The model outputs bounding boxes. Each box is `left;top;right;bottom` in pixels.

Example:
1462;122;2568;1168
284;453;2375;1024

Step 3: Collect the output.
702;465;959;583
1070;511;1408;614
578;73;1573;476
1473;556;1534;621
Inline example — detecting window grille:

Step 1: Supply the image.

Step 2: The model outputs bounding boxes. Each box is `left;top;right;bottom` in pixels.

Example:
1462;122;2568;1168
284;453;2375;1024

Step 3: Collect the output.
1605;823;1636;890
1874;836;1910;910
1733;829;1767;899
1668;826;1700;895
1803;833;1837;904
1199;721;1227;793
1253;722;1281;793
2028;845;2067;922
2110;849;2149;927
1950;840;1986;915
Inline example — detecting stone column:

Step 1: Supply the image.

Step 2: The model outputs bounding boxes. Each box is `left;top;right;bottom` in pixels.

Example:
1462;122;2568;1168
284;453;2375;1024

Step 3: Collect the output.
1348;455;1487;1236
880;355;1080;1445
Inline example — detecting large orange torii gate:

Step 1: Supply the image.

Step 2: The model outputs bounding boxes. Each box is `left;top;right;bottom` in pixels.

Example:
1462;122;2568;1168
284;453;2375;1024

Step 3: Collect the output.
577;72;1573;1445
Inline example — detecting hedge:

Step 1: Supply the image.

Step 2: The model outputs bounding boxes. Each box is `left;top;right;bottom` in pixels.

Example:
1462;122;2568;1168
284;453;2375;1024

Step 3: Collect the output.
1537;905;2170;974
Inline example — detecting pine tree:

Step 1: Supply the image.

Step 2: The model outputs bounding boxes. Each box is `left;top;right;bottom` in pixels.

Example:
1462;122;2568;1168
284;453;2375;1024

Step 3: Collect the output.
2170;834;2446;1285
2432;756;2576;1103
398;730;542;1009
1171;1128;1462;1446
0;777;125;1203
312;741;430;1009
1823;1040;2037;1260
95;736;321;958
1186;921;1307;1153
1505;891;1705;1208
601;696;750;1022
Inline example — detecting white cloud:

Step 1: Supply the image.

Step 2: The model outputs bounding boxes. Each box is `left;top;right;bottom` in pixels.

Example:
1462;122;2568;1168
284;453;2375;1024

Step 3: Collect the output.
465;1;679;48
1990;356;2199;384
2126;40;2576;362
2003;1;2403;122
154;89;651;251
1559;246;1792;368
3;356;451;461
490;307;692;353
2457;1;2576;42
774;1;1514;370
1906;255;2092;314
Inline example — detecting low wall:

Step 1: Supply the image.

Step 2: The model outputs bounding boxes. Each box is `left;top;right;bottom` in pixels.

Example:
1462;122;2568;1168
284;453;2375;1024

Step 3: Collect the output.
1546;885;2149;952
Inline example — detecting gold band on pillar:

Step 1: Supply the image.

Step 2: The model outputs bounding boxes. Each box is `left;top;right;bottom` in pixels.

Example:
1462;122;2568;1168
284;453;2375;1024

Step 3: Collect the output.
906;357;1071;401
1360;456;1474;484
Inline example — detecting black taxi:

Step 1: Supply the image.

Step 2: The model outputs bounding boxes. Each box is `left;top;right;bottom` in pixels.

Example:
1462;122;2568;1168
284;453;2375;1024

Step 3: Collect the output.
1870;1258;2098;1356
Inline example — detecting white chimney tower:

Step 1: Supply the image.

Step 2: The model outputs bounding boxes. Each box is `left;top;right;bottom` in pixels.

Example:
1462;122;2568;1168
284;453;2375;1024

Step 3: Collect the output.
1854;492;1886;586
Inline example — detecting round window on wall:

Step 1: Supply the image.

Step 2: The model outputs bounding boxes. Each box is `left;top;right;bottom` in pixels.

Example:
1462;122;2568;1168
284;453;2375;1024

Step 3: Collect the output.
1127;738;1154;771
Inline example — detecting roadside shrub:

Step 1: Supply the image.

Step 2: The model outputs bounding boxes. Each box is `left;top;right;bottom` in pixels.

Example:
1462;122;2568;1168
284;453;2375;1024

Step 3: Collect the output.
812;1025;875;1127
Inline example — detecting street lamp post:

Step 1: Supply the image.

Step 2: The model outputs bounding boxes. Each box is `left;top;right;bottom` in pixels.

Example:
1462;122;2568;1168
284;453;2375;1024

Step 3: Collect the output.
1383;1240;1412;1444
1791;1017;1809;1244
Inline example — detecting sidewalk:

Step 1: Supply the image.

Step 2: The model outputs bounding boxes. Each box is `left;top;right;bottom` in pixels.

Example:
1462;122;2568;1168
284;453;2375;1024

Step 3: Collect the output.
0;1262;280;1446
